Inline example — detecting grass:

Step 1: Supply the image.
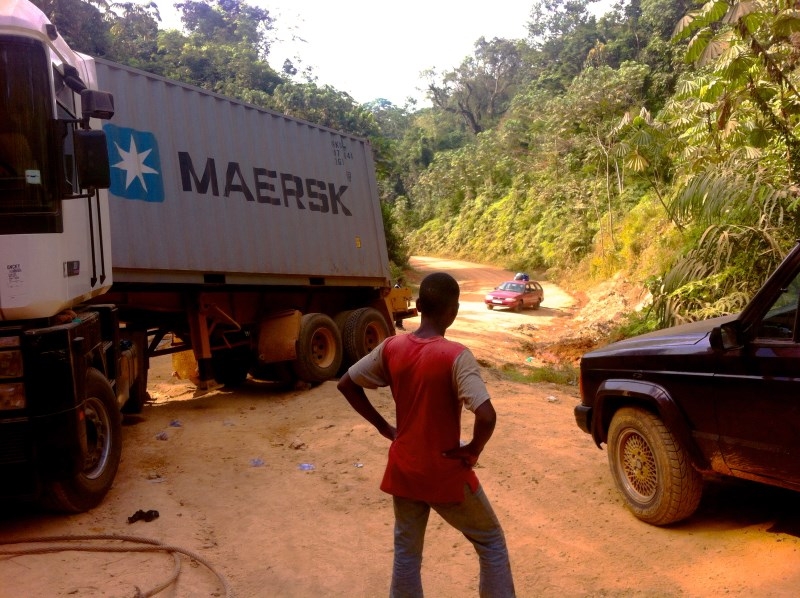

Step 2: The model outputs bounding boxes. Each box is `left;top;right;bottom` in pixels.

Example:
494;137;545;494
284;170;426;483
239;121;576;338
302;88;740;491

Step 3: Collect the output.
500;361;579;386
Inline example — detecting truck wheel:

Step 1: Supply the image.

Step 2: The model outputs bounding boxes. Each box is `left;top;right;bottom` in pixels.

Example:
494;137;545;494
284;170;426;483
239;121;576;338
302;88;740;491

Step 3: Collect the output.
334;310;354;335
212;346;252;387
607;407;703;525
43;368;122;512
342;307;390;366
292;313;343;384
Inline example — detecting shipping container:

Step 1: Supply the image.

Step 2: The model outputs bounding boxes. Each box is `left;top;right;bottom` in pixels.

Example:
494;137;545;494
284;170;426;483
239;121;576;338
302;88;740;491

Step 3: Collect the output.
94;59;390;287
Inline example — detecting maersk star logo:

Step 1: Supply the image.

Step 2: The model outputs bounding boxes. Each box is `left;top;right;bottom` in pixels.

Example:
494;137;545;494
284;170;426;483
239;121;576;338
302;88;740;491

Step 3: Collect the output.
103;124;164;202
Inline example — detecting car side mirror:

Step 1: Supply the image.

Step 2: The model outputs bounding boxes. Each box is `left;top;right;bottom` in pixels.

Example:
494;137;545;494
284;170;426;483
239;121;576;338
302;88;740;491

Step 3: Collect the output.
710;322;742;351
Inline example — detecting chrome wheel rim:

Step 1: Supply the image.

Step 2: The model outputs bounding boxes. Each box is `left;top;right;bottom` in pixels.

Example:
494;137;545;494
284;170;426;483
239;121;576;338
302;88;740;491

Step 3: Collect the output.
618;428;657;501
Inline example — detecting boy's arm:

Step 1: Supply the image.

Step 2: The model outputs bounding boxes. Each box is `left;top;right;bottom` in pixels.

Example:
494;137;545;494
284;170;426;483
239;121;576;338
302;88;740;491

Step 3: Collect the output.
337;372;397;441
443;399;496;466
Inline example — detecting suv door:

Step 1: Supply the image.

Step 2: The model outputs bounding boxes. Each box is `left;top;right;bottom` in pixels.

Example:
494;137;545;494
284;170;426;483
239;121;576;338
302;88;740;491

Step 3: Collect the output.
713;268;800;487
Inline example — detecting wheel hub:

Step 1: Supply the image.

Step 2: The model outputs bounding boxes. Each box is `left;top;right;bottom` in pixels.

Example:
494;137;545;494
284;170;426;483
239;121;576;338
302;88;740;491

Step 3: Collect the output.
621;432;657;500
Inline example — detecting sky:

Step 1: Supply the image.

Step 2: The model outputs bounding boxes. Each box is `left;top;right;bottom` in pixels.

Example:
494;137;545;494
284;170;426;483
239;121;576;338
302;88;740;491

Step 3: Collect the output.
154;0;540;106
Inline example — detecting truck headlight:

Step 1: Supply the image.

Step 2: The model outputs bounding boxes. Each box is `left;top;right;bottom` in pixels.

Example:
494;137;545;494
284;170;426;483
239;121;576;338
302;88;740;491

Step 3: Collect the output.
0;349;23;378
0;383;25;410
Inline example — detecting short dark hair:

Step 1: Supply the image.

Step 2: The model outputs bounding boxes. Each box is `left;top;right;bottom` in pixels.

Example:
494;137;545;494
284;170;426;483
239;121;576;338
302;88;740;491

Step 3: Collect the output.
417;272;459;315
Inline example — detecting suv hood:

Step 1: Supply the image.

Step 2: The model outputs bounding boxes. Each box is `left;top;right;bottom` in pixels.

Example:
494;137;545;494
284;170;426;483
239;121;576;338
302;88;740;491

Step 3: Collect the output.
584;313;739;358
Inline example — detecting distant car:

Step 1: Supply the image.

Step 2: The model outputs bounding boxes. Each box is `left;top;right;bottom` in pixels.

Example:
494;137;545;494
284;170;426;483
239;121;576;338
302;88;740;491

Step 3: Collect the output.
485;281;543;311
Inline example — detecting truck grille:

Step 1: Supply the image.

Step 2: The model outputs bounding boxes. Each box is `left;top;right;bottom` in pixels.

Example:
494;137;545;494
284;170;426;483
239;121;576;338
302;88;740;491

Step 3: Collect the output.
0;418;31;464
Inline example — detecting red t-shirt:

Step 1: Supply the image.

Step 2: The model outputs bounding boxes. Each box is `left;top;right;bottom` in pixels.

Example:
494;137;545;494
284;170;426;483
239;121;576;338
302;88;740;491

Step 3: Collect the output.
349;334;489;503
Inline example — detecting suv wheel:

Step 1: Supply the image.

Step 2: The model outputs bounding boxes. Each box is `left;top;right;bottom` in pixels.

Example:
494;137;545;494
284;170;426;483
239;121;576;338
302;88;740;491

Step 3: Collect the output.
607;407;703;525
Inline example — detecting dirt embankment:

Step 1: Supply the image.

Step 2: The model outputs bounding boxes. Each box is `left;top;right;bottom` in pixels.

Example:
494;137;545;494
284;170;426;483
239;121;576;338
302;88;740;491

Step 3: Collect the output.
1;258;798;598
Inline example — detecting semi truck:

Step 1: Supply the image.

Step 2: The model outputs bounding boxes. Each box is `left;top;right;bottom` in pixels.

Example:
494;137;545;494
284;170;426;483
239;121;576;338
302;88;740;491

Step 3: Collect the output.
0;0;414;512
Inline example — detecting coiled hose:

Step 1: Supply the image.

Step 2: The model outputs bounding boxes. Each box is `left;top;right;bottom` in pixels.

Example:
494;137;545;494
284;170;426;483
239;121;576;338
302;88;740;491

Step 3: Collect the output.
0;533;234;597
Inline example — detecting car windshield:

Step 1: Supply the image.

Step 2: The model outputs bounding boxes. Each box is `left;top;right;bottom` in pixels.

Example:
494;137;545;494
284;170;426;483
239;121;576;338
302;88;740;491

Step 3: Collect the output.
500;282;524;293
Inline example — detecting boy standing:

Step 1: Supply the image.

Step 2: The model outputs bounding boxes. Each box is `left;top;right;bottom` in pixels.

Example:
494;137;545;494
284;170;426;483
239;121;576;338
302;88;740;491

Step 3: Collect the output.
337;272;515;597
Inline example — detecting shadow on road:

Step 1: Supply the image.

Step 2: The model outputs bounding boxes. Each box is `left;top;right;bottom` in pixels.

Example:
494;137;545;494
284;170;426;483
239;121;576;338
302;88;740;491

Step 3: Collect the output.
681;476;800;537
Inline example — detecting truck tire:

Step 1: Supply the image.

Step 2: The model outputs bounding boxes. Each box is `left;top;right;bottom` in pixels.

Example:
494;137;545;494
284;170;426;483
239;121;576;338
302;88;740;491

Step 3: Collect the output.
607;407;703;525
342;307;390;366
334;310;354;335
42;368;122;512
292;313;343;384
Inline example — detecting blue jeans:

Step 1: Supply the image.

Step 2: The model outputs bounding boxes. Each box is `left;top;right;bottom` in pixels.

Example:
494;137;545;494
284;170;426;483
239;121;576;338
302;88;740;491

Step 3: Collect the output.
390;485;515;598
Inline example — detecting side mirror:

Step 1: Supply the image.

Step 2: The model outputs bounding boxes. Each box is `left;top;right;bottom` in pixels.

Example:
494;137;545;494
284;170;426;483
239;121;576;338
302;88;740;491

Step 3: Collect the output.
81;89;115;120
710;322;742;351
74;129;110;189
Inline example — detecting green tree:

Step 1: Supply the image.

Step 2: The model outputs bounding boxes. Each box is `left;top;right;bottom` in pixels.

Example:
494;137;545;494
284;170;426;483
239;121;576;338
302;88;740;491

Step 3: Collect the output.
650;0;800;325
269;82;379;138
526;0;602;91
105;2;161;66
177;0;273;56
150;1;283;101
33;0;111;56
425;37;525;134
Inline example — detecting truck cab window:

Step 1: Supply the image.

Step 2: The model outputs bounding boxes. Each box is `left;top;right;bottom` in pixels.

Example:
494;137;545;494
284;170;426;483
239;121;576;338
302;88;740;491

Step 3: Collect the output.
0;35;58;233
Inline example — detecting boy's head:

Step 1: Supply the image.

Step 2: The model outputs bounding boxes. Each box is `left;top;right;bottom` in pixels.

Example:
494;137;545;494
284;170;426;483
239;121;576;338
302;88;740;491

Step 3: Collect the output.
417;272;460;318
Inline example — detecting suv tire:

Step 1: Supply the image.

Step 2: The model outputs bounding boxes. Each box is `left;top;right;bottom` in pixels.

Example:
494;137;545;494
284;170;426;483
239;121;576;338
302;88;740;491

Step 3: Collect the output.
607;407;703;525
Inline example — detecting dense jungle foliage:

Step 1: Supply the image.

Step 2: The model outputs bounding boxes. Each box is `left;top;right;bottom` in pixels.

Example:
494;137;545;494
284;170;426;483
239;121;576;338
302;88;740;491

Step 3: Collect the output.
35;0;800;329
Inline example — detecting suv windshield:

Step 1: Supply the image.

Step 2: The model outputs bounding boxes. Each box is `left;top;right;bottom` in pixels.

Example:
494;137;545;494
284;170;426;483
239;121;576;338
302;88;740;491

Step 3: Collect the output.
0;36;57;234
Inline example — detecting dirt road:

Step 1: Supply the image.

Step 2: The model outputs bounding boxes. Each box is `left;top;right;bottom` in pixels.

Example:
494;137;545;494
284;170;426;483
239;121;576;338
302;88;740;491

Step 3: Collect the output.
1;258;799;597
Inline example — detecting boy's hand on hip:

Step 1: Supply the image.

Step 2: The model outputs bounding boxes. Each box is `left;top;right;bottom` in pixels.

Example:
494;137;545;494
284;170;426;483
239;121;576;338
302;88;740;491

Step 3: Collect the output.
442;444;480;467
380;424;398;441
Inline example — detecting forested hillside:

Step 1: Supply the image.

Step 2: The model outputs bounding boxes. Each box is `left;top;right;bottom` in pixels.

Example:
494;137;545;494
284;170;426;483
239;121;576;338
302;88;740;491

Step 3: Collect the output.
36;0;800;330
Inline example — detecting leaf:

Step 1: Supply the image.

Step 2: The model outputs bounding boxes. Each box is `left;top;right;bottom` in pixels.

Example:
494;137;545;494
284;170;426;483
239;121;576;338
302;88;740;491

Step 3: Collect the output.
626;152;649;171
673;11;700;42
722;0;761;25
772;10;800;37
697;35;732;67
701;0;733;26
685;29;713;64
630;129;653;146
613;141;631;158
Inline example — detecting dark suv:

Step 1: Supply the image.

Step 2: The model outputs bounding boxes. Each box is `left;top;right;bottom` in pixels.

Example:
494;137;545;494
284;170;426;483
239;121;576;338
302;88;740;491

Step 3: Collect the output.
575;242;800;525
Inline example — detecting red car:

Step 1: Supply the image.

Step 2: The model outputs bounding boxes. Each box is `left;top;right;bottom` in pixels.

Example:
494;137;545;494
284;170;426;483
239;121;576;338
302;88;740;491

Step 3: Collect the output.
485;281;543;311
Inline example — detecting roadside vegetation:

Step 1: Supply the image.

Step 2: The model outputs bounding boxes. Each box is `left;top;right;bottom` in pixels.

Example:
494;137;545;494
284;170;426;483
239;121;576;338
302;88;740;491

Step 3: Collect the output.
39;0;800;330
502;362;581;387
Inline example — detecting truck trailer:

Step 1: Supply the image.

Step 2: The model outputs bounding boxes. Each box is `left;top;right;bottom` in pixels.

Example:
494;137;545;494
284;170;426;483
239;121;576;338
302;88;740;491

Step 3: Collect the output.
0;0;413;512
